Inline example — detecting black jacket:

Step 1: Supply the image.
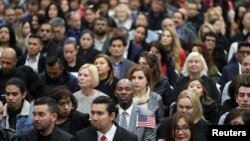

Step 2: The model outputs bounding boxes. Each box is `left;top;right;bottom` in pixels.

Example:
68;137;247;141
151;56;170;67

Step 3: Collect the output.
0;126;18;141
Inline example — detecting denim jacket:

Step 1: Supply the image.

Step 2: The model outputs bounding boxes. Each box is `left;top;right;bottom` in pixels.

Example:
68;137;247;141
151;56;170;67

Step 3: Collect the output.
2;100;33;136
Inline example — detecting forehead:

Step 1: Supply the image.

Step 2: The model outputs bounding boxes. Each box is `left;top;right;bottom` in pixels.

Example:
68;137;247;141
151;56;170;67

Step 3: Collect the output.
34;104;49;112
91;103;108;112
238;86;250;93
117;80;133;88
58;97;71;103
178;97;192;105
6;85;21;92
242;56;250;63
95;57;107;62
41;24;52;30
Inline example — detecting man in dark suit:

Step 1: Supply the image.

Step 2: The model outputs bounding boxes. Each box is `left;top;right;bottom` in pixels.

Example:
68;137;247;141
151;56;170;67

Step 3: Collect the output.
219;42;250;91
72;96;138;141
115;79;156;141
18;34;46;73
109;36;135;79
20;97;73;141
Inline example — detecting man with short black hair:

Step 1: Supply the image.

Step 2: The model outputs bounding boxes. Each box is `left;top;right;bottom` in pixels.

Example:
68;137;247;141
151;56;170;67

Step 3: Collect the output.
73;96;138;141
20;97;73;141
109;36;135;79
39;56;79;93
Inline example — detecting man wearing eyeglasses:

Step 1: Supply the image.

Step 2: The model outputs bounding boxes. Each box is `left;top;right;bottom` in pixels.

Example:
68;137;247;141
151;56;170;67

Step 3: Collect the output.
202;31;227;73
219;42;250;92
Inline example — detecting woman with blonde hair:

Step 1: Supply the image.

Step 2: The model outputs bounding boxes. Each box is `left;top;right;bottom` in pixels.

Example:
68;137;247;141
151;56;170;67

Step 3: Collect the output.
198;22;216;39
15;20;31;53
160;27;186;73
73;64;107;115
157;90;208;141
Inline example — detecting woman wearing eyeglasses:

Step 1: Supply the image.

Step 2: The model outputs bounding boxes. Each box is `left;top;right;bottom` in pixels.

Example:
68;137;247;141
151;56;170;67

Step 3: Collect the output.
157;90;208;141
167;111;196;141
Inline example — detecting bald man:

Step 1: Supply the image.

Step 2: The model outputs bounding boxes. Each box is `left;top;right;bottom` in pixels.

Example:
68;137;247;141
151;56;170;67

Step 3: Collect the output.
115;79;156;141
0;48;17;95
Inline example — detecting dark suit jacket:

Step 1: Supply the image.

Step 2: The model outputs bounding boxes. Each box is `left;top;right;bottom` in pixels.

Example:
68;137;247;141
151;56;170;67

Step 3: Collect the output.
218;63;240;91
111;57;135;79
20;126;73;141
18;54;46;73
73;124;138;141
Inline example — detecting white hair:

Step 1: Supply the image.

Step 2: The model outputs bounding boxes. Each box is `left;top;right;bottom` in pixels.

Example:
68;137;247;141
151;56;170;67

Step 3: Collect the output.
181;52;208;77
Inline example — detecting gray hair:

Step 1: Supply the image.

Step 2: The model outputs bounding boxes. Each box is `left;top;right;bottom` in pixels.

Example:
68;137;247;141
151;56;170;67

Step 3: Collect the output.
49;17;65;28
181;52;208;77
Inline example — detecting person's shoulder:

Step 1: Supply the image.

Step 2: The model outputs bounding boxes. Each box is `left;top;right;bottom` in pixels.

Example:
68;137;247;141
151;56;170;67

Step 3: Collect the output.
71;111;90;120
1;127;18;141
135;104;154;116
75;126;95;137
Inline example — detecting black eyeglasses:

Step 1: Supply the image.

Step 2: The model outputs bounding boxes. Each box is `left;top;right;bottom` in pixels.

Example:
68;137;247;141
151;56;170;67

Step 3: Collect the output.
175;125;190;133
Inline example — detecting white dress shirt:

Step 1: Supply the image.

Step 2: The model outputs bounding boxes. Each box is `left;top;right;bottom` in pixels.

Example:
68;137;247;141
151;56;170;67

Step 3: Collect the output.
97;124;117;141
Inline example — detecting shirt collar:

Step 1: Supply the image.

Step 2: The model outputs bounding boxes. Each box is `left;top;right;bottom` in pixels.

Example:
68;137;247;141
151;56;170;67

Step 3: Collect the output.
27;53;40;62
97;124;117;141
118;104;133;116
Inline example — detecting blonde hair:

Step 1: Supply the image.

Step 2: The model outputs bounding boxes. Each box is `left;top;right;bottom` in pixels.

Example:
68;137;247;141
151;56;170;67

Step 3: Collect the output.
78;63;99;88
177;90;205;121
198;23;216;39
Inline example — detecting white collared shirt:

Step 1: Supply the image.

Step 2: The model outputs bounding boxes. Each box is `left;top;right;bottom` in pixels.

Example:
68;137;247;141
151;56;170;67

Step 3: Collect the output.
94;35;107;51
118;104;134;128
97;124;117;141
25;53;40;73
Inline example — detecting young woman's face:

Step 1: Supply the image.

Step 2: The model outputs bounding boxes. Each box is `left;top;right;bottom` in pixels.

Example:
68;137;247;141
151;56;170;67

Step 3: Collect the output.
0;27;10;42
230;116;245;125
149;46;162;62
134;26;146;43
173;117;192;141
135;14;148;27
187;80;203;97
178;97;194;116
63;43;77;63
94;57;110;76
213;20;222;33
84;9;96;23
131;70;148;92
80;33;93;49
31;15;39;29
22;22;31;37
61;0;69;13
160;30;173;46
48;4;58;19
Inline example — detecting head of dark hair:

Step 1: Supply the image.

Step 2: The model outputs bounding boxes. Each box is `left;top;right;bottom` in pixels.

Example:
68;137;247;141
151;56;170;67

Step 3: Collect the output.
34;97;58;114
92;96;118;117
238;41;250;51
49;85;78;111
202;31;217;42
46;55;64;67
224;108;250;125
235;75;250;96
14;5;25;12
29;34;43;44
63;38;77;49
14;65;44;100
80;29;95;44
110;36;127;47
93;16;108;25
172;10;185;21
0;25;16;48
5;77;27;94
45;2;65;21
167;111;196;141
107;17;117;28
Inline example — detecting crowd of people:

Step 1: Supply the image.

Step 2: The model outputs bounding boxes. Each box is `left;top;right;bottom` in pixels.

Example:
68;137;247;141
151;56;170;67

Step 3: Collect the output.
0;0;250;141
